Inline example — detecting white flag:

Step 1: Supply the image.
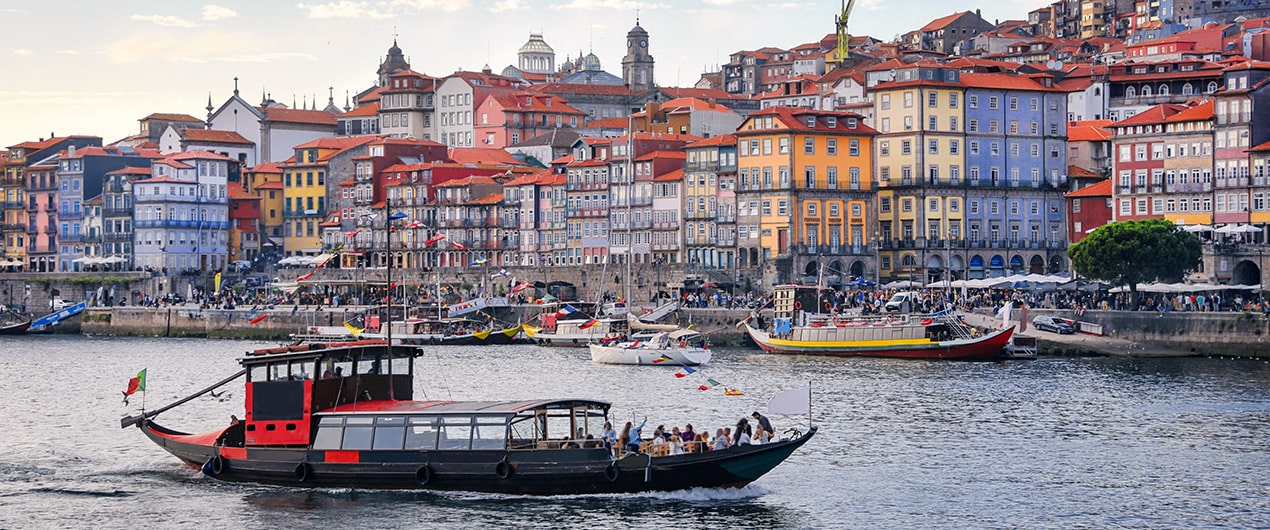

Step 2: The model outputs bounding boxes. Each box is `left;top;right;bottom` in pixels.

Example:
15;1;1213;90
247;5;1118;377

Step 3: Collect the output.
768;385;811;415
995;301;1014;329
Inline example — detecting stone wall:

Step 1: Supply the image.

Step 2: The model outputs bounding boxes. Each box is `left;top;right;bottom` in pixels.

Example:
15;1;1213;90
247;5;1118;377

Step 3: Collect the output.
1025;308;1270;357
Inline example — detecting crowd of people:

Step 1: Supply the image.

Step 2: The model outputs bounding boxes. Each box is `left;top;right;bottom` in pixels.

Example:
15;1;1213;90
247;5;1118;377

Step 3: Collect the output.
598;411;781;457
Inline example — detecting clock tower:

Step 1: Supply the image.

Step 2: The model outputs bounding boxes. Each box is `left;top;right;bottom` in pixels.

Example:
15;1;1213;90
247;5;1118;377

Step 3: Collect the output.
621;19;655;92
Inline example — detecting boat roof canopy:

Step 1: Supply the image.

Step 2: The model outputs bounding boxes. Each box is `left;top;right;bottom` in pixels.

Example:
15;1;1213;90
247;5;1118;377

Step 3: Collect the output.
318;398;611;416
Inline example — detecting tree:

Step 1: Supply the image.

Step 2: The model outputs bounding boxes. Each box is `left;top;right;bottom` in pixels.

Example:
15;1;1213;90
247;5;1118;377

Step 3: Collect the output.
1068;219;1202;309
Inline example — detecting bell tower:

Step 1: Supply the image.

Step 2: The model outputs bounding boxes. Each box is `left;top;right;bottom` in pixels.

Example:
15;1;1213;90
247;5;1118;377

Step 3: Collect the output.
621;18;655;92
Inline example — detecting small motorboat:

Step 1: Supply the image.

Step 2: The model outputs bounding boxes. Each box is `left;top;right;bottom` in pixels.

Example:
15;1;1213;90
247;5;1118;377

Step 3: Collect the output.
589;329;712;366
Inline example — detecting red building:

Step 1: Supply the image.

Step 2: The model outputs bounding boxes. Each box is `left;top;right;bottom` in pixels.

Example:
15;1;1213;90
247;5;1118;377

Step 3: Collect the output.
473;92;586;148
227;182;262;262
1109;104;1187;221
1065;179;1113;243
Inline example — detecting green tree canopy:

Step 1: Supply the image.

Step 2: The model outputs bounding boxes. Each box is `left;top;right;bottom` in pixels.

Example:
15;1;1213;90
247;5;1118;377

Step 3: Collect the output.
1068;219;1203;307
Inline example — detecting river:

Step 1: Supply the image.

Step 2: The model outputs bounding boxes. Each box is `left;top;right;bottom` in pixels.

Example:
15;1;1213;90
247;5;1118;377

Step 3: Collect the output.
1;335;1267;529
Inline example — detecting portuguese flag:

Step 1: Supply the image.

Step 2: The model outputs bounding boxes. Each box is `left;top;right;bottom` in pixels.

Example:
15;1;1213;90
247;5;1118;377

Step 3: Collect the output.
123;368;146;404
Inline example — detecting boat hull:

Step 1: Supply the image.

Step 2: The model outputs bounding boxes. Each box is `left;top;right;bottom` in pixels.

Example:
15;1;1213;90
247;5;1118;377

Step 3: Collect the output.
746;323;1013;361
0;321;30;335
138;420;814;495
588;344;712;366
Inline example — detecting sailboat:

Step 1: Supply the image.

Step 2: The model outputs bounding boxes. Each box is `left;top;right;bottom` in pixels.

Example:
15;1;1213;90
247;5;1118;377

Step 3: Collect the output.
588;128;710;366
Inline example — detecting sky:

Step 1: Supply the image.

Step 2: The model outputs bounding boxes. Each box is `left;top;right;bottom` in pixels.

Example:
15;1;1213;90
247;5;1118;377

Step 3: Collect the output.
0;0;1052;148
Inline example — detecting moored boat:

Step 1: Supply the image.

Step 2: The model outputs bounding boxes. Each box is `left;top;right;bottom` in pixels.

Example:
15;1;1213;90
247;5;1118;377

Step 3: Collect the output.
589;329;713;366
743;284;1012;361
122;340;814;494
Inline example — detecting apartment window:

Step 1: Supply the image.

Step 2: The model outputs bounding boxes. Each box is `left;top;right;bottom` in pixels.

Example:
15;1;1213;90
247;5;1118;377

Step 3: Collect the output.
989;96;999;109
804;137;815;155
928;116;938;130
827;138;837;156
950;140;959;155
949;116;958;131
904;91;913;108
929;139;939;155
828;167;839;188
880;141;890;156
880;94;891;110
949;93;959;108
928;92;938;107
968;94;978;109
901;140;912;156
804;167;816;188
1009;97;1018;111
848;139;859;156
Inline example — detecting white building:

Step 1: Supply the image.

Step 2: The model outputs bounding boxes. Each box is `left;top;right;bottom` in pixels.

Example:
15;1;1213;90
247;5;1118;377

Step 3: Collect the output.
132;151;233;272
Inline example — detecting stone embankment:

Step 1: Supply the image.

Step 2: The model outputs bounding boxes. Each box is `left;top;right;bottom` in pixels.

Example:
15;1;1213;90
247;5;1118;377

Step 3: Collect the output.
70;304;1270;358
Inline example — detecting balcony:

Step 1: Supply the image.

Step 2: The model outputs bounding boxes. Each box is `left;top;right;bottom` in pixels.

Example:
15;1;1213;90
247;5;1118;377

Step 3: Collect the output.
652;241;679;251
134;219;231;229
102;207;132;218
2;222;23;231
653;220;679;230
2;200;25;210
632;196;652;206
105;233;132;243
441;219;464;228
501;218;518;228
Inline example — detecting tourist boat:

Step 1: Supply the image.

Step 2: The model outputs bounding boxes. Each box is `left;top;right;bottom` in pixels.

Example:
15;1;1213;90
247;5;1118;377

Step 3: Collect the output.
523;314;624;347
121;340;815;494
589;328;713;366
365;318;523;346
742;285;1012;361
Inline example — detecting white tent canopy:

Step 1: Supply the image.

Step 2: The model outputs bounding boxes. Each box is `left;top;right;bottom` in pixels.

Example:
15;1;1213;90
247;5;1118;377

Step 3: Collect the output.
1109;282;1260;293
1216;224;1260;234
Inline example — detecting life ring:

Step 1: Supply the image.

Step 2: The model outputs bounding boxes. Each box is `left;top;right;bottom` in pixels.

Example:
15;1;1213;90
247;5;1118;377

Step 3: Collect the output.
604;462;620;482
679;340;687;348
416;464;433;486
294;462;311;482
793;300;802;310
824;301;832;312
495;459;512;479
202;455;225;477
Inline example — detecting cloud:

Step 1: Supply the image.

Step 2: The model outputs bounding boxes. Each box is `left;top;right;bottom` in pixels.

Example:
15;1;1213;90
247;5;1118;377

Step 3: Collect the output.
105;32;317;64
202;5;238;20
56;50;81;55
549;0;664;9
131;14;200;27
298;1;394;18
393;0;472;12
13;49;33;56
701;0;740;5
489;0;527;12
0;8;26;14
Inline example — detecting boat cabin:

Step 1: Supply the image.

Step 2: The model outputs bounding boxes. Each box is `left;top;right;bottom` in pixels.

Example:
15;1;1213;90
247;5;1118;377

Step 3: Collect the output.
310;399;611;452
772;285;831;327
238;341;415;446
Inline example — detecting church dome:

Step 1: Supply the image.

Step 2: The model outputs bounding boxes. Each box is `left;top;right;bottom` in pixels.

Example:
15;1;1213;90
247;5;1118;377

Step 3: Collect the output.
582;52;602;71
627;23;648;37
519;33;554;54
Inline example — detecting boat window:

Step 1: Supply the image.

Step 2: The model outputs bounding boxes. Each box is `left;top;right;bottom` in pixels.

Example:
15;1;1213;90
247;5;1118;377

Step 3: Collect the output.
472;417;508;450
289;360;313;380
438;416;473;450
390;356;410;376
312;418;343;450
404;416;439;450
356;355;385;375
342;417;374;450
508;416;537;448
373;417;407;451
269;363;287;381
249;365;267;382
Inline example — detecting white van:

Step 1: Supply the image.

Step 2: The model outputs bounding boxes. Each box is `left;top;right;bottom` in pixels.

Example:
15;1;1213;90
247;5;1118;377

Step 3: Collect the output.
884;292;916;313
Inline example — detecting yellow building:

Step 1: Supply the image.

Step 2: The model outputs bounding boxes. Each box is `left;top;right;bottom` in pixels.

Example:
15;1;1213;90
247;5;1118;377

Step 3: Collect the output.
1160;101;1214;226
871;70;967;282
277;137;376;257
244;162;284;257
735;107;877;283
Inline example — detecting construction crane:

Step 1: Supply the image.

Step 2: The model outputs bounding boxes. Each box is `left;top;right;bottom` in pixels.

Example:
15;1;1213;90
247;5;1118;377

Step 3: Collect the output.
835;0;856;61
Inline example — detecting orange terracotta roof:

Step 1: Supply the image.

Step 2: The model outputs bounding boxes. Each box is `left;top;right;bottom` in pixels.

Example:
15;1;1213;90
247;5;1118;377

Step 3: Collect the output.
436;175;499;188
262;107;337;126
106;166;152;176
183;129;253;145
167;150;237;162
686;134;737;148
1066;179;1112;198
1165;100;1214;123
138;176;195;185
653;169;684;182
1249;140;1270;153
539;173;566;186
227;182;258;200
636;150;686;162
447;148;523;166
292;136;377;151
529;83;633;96
745;107;878;135
1067;165;1103;178
585;117;630;129
256;181;284;190
341;102;380;118
338;178;354;186
85;195;101;205
469;192;504;205
922;12;974;32
1112;104;1187;127
1067;123;1113;142
247;162;283;174
550;154;574;164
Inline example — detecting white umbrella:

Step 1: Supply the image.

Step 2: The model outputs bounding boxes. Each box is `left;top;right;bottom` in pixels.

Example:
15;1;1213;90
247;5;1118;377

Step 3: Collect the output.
73;256;101;265
1183;225;1212;233
100;256;127;264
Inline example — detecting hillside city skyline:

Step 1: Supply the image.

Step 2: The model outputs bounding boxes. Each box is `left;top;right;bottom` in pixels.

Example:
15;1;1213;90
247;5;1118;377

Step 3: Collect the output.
0;1;1054;146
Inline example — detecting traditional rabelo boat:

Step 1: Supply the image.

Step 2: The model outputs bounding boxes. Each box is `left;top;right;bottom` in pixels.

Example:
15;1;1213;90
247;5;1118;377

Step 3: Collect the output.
0;306;31;335
743;285;1013;361
589;329;713;366
121;339;815;494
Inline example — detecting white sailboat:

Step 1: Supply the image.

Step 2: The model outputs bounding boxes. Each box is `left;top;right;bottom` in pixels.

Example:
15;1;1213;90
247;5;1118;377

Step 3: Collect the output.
589;126;710;366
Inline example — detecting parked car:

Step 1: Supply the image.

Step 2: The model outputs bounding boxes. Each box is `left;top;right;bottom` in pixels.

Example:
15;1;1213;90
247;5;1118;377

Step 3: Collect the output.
885;291;917;312
49;299;74;311
1032;316;1074;334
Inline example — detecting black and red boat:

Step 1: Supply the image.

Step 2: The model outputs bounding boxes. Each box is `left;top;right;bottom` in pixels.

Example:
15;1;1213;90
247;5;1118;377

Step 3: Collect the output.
122;339;815;494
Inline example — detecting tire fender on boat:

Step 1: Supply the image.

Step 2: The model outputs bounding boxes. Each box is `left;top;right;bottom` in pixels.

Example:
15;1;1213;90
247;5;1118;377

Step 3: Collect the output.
495;459;513;479
203;455;225;477
416;464;433;485
294;462;311;482
604;462;620;482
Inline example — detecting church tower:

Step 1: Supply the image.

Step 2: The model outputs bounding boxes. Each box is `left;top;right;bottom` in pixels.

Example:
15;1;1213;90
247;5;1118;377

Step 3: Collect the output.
621;19;655;92
377;40;410;87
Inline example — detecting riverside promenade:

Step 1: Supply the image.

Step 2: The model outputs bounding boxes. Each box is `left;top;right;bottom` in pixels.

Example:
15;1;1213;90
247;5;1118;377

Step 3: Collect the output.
74;303;1270;358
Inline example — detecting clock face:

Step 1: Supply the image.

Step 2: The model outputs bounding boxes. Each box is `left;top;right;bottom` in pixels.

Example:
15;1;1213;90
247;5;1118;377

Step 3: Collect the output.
640;40;647;48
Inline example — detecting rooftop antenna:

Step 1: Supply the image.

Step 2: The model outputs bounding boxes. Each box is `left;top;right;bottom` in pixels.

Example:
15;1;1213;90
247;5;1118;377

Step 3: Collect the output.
233;76;239;96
